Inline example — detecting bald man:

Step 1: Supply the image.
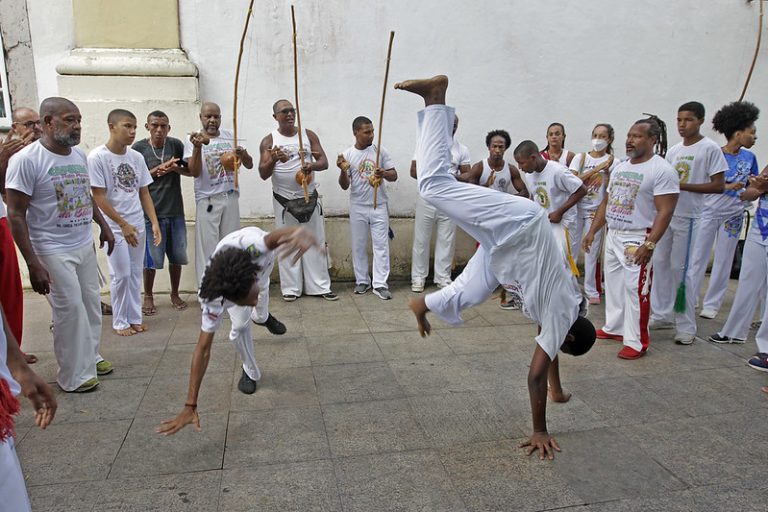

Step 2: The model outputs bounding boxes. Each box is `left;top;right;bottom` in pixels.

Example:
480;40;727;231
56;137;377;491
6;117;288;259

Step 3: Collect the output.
184;102;254;286
5;97;115;392
0;108;42;364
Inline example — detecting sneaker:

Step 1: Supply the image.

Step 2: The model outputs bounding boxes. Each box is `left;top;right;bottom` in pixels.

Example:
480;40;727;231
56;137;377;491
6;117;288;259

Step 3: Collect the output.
747;353;768;372
372;287;392;300
282;294;298;302
96;360;114;376
617;346;646;360
253;314;287;335
411;281;425;293
499;299;519;310
435;280;452;289
354;283;371;294
71;377;100;393
649;320;674;330
708;333;745;344
699;309;717;319
588;297;601;305
596;329;623;342
674;332;695;345
322;292;339;301
237;369;258;394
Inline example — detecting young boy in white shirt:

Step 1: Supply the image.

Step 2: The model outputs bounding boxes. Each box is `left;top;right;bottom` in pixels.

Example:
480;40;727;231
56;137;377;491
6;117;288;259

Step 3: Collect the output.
89;109;161;336
337;116;398;299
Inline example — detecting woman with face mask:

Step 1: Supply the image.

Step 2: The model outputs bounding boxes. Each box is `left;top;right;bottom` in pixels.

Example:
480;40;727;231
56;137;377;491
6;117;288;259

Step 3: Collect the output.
568;124;617;305
541;122;576;167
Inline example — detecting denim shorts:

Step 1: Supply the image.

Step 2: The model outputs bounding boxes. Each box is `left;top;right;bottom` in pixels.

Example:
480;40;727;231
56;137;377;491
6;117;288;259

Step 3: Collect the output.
144;216;189;269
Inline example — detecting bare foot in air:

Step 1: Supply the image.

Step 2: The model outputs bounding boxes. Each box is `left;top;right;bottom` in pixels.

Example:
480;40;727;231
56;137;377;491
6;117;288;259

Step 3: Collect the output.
115;328;136;336
548;387;572;403
130;324;147;333
394;75;448;105
408;296;432;337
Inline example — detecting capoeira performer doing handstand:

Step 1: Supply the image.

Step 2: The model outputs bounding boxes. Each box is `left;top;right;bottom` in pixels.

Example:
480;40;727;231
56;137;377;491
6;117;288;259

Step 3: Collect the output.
398;76;596;460
156;226;317;435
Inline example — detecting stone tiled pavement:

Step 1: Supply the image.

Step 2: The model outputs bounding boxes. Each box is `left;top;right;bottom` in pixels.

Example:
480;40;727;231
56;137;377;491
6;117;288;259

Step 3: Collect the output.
13;280;768;511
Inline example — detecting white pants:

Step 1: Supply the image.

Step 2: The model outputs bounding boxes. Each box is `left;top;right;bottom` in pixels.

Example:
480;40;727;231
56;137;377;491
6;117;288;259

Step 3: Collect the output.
195;191;241;287
272;196;332;296
677;211;744;335
350;202;390;289
0;438;31;512
107;232;145;330
571;213;604;299
38;243;100;391
651;215;698;324
603;229;652;352
719;238;768;353
229;292;268;381
411;195;456;285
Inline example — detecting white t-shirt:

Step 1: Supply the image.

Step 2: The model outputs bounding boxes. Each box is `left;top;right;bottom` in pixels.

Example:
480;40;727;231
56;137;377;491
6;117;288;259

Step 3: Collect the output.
666;137;728;218
183;129;237;201
520;160;583;226
5;141;94;255
606;155;679;231
0;310;20;397
479;159;513;193
413;138;471;177
270;129;316;200
88;145;153;236
0;198;5;219
342;144;395;206
199;227;275;332
569;152;617;215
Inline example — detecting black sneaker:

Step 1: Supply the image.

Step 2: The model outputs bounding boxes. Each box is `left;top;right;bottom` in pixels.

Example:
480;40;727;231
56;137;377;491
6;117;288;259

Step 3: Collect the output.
708;333;745;344
237;369;258;394
254;313;287;335
322;292;339;301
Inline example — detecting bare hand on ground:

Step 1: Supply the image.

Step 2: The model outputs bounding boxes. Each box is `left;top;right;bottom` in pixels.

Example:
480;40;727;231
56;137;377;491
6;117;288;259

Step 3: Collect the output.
519;432;561;460
156;408;201;436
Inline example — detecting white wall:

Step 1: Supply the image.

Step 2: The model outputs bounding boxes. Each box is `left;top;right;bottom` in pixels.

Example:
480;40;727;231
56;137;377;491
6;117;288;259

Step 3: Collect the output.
24;0;768;220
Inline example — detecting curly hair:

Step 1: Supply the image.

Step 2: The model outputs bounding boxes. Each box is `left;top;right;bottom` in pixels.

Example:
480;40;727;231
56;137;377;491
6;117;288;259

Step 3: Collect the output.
199;248;262;302
712;101;760;140
485;129;511;149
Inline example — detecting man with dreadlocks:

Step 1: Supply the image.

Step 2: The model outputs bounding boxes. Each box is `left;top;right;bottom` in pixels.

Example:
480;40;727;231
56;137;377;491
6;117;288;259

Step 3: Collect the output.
650;102;727;345
583;118;679;359
156;225;318;435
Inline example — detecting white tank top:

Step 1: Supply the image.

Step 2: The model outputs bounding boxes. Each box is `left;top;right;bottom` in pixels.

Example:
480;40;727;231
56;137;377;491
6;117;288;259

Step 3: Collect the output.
479;159;512;193
544;148;569;166
271;129;315;199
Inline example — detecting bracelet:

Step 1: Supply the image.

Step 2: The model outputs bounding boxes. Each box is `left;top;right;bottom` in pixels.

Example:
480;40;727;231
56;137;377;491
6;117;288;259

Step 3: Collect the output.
184;403;197;410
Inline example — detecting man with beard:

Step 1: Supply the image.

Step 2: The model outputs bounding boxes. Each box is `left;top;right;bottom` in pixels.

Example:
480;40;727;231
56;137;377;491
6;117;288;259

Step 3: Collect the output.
0;108;42;364
5;97;115;392
184;102;254;286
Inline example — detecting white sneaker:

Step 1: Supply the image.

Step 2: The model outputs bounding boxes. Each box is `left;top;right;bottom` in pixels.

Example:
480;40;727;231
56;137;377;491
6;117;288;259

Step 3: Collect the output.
435;280;452;289
411;281;425;293
674;332;695;345
699;309;717;319
649;320;674;330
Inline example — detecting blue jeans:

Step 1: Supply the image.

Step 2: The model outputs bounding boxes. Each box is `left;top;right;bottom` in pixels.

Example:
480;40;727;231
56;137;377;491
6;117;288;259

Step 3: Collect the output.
144;216;189;269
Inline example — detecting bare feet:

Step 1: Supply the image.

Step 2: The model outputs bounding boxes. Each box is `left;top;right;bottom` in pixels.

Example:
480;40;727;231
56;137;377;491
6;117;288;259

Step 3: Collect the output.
408;296;432;337
115;328;136;336
762;386;768;394
548;387;572;403
23;352;38;364
170;294;188;310
142;295;157;316
130;324;147;333
394;75;448;106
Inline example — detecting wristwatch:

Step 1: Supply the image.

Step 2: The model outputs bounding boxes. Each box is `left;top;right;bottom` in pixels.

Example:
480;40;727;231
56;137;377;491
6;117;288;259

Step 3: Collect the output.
643;241;656;251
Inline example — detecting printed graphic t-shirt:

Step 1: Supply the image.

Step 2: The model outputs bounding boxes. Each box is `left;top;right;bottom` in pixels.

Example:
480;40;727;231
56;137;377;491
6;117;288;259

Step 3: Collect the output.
569;152;617;215
665;137;728;218
342;144;395;206
520;160;583;226
702;148;759;217
606;154;679;231
88;145;153;236
183;129;236;201
5;141;94;255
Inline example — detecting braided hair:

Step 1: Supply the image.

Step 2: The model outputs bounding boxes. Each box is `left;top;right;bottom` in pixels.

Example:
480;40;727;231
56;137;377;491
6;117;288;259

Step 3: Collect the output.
639;113;668;157
199;248;262;302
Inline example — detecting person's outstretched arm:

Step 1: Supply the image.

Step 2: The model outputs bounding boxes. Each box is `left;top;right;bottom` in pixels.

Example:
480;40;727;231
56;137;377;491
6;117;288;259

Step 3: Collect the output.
519;344;561;460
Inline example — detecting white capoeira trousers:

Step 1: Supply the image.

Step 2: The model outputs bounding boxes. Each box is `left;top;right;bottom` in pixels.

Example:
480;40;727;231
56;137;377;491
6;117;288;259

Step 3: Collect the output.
107;231;146;331
677;212;744;335
718;238;768;353
411;195;456;286
571;213;604;299
0;438;31;512
602;229;652;352
349;201;391;289
272;197;332;296
232;280;270;381
195;191;241;287
37;243;101;391
651;215;698;324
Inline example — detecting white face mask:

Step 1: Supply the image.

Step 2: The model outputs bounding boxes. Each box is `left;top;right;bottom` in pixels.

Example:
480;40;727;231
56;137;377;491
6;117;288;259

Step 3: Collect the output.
591;138;609;152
